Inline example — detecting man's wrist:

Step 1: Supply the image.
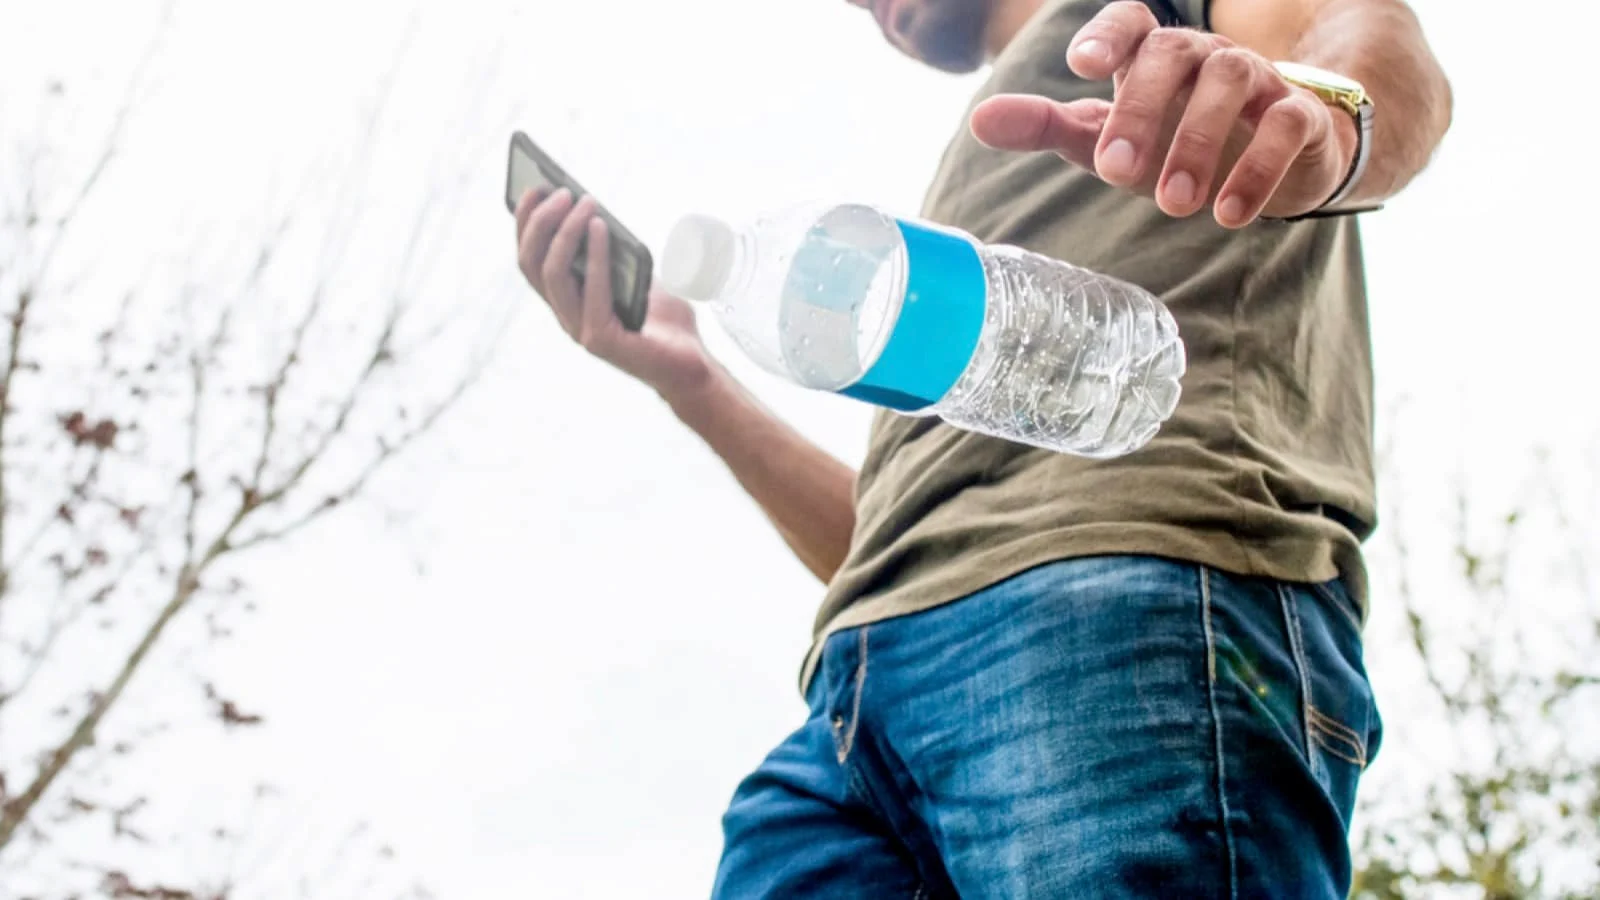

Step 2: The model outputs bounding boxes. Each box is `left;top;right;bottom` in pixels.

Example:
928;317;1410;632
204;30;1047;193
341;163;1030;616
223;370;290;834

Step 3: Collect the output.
662;363;740;432
1270;59;1378;218
1268;95;1378;222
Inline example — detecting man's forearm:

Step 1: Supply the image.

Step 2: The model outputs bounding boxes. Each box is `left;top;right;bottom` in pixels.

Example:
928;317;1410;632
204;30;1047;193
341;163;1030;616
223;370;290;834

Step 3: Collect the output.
1215;0;1453;204
667;370;857;585
1293;0;1451;203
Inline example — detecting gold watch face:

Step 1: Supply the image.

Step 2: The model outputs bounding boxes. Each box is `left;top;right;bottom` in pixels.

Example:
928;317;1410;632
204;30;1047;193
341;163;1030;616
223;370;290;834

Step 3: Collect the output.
1273;61;1367;98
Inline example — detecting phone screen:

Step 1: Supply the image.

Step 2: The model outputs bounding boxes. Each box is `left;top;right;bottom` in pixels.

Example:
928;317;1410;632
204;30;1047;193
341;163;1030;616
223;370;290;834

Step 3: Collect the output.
506;132;651;332
506;141;549;209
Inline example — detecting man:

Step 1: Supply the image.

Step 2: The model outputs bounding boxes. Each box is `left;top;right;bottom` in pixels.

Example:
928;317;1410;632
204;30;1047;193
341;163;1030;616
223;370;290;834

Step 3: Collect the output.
513;0;1451;895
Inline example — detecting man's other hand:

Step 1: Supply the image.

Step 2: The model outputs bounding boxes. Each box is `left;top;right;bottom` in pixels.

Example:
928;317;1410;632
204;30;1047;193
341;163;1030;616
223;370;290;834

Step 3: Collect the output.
514;188;715;404
969;0;1357;227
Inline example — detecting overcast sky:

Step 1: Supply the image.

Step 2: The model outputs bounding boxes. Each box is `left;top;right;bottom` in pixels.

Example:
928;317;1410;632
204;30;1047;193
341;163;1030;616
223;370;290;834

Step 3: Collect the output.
3;0;1598;895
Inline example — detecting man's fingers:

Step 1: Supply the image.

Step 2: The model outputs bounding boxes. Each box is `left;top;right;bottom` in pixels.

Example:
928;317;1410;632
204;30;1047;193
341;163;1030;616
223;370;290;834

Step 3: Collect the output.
1215;95;1321;228
518;188;574;293
1095;28;1216;186
971;95;1109;171
1156;48;1260;217
1066;0;1160;80
541;195;597;332
578;217;617;347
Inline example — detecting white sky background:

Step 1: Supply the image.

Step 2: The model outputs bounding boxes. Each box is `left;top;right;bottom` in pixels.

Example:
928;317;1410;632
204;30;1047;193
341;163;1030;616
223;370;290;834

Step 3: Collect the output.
2;0;1598;896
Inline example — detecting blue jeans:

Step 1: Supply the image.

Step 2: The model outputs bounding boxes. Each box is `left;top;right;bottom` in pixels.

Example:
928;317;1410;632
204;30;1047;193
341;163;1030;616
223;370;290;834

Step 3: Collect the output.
713;556;1382;899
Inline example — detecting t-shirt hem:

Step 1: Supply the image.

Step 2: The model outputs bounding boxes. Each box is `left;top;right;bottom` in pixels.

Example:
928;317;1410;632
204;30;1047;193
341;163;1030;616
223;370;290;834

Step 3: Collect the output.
797;525;1354;695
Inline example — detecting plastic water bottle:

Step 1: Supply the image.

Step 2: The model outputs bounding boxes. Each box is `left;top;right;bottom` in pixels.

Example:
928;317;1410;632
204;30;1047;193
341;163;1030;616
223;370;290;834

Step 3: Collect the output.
657;203;1185;458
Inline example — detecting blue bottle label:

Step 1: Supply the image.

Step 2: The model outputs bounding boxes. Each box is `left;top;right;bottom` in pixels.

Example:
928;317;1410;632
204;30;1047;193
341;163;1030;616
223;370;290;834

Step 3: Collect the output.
838;219;987;412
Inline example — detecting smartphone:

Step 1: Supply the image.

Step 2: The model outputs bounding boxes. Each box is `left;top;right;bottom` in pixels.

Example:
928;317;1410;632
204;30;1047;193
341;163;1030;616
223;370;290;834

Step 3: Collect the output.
505;131;651;332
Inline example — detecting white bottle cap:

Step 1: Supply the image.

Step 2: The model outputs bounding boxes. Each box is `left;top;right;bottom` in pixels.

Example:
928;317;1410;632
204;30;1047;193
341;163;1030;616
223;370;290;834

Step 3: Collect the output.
659;213;736;303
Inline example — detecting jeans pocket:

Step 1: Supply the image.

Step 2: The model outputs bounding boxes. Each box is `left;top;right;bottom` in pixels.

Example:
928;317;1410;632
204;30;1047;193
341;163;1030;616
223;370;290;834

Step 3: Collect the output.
1282;581;1381;823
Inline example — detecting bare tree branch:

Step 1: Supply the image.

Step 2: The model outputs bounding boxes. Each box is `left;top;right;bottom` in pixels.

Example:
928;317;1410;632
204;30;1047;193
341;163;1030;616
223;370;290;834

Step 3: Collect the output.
25;1;173;298
4;287;141;582
0;286;36;603
182;304;231;566
248;235;317;496
238;27;415;506
228;358;484;554
1;568;194;850
0;520;161;712
0;4;170;639
254;309;399;511
0;9;495;887
0;453;269;853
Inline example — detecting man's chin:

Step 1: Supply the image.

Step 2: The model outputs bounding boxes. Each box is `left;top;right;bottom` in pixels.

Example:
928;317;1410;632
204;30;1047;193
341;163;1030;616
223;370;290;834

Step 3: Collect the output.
920;53;985;74
927;55;984;73
902;42;985;73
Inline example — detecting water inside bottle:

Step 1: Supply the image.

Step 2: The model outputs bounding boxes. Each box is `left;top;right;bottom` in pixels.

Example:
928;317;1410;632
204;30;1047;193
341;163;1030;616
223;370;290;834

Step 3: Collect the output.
775;205;904;391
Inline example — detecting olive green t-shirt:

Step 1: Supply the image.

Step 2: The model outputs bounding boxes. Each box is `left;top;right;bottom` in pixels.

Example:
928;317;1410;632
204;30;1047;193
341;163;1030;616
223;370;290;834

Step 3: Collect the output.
801;0;1376;690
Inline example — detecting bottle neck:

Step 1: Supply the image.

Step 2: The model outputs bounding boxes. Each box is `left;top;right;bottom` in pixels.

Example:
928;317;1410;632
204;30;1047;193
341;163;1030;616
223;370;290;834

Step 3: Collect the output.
702;228;758;309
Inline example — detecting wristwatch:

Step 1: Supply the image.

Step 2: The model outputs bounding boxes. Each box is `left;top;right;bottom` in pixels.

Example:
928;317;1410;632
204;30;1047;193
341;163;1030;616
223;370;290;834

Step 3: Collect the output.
1271;61;1380;220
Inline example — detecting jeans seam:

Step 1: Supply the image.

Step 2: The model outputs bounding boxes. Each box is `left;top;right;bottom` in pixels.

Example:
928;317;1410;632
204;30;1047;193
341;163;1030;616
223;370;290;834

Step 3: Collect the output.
1277;585;1321;779
843;764;877;813
1309;580;1364;633
1308;708;1369;768
835;628;870;764
1307;705;1364;746
1308;720;1368;768
1199;566;1239;900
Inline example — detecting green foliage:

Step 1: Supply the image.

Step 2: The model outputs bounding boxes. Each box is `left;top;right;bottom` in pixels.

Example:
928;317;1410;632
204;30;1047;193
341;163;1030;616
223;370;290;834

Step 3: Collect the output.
1351;452;1600;900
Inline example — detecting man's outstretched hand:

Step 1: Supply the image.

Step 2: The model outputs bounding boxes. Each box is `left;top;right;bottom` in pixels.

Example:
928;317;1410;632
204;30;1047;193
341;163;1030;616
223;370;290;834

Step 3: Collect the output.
970;0;1357;228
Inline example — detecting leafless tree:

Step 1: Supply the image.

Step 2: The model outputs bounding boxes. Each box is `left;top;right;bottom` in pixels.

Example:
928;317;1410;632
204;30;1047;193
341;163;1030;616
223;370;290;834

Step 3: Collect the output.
0;11;507;894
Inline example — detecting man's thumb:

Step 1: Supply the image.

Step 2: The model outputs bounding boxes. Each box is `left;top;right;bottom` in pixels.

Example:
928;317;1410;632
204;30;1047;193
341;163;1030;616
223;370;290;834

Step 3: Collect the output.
970;95;1110;171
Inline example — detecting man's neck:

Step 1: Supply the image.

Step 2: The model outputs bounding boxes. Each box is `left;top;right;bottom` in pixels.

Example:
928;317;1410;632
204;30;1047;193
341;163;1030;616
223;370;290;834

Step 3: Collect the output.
984;0;1047;60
